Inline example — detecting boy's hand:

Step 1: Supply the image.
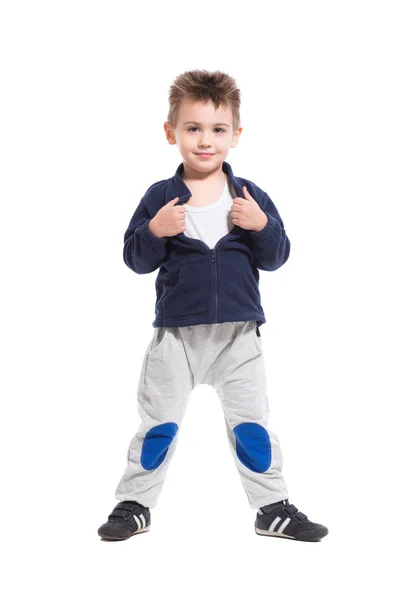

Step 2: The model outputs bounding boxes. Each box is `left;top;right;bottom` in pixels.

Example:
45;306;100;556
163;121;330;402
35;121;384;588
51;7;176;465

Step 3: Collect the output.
231;186;268;232
149;198;186;238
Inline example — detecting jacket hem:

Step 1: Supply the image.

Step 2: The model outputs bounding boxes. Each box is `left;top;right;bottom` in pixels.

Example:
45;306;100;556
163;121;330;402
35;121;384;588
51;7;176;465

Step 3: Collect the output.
152;312;266;328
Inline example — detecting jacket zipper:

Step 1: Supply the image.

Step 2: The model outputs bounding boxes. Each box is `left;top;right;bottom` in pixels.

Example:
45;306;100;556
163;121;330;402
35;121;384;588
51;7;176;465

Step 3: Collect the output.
194;237;226;323
210;249;218;323
185;225;240;322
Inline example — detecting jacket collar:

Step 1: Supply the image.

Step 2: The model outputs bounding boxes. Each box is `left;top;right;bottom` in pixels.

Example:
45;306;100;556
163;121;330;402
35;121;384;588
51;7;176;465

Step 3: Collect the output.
170;160;243;204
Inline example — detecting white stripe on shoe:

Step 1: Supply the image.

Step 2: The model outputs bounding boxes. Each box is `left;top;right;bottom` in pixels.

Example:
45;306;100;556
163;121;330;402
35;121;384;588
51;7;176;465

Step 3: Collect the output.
277;517;291;534
269;516;282;532
134;515;142;529
139;514;146;528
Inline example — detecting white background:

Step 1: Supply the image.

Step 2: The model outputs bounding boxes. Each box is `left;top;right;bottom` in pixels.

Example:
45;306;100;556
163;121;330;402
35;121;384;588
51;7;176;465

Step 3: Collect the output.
1;1;399;598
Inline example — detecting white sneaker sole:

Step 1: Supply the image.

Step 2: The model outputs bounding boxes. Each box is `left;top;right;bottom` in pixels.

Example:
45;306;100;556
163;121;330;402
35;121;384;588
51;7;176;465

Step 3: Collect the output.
255;527;295;539
100;525;150;540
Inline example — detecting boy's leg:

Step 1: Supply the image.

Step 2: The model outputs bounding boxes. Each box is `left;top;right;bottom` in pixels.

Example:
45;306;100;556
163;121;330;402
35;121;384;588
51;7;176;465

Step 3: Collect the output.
211;321;289;509
114;327;193;509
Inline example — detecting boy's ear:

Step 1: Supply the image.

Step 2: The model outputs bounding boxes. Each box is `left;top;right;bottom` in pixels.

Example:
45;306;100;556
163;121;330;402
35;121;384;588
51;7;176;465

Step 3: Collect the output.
230;126;243;148
164;121;176;145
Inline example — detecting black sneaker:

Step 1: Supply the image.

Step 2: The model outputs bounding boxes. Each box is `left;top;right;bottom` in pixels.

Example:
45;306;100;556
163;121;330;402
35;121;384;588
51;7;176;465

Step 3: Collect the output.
98;501;151;541
255;499;328;542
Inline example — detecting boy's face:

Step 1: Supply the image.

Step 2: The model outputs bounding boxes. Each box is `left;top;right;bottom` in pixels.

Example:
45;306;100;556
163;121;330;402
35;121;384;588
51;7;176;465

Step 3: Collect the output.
164;98;242;172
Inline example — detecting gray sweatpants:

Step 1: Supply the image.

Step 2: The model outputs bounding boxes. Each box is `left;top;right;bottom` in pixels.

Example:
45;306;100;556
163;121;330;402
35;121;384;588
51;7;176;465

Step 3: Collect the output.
114;321;289;509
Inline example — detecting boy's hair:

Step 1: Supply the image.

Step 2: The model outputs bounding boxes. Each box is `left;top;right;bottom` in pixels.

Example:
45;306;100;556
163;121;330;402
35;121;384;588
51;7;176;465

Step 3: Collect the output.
167;69;241;132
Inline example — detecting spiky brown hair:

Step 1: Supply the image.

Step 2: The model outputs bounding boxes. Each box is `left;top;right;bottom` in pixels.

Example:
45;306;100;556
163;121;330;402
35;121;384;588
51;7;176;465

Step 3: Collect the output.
166;69;241;132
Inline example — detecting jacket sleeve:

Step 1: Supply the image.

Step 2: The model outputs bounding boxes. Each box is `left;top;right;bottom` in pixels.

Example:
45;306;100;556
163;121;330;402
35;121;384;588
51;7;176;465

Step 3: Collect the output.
123;195;168;274
249;191;290;271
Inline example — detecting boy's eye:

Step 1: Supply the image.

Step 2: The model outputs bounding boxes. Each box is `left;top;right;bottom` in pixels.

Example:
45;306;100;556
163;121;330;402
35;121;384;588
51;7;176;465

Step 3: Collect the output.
187;127;225;133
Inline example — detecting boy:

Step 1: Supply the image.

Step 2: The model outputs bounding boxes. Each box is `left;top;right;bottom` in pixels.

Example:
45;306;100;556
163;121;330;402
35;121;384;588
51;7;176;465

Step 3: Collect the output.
98;69;328;543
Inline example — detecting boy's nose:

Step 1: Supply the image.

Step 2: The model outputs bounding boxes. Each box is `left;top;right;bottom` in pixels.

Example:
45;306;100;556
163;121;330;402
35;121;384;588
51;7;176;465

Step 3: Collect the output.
199;136;211;147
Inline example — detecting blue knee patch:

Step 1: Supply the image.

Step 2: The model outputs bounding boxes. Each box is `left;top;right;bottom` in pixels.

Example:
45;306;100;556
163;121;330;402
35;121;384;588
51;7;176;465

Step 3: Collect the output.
233;423;271;473
141;422;178;470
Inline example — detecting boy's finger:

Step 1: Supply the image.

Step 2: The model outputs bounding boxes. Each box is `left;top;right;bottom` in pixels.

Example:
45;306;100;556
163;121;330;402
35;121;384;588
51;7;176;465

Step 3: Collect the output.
243;186;252;199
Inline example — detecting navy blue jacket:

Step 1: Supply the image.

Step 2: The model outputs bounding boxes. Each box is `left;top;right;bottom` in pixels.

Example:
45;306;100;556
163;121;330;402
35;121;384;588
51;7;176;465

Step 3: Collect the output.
123;161;290;329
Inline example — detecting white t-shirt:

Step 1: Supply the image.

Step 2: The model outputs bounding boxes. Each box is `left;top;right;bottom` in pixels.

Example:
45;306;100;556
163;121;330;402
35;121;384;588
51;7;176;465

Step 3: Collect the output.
183;178;235;250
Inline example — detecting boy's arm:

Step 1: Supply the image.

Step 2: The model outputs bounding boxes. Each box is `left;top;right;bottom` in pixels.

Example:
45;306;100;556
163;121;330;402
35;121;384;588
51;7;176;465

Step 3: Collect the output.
123;196;168;274
249;191;290;271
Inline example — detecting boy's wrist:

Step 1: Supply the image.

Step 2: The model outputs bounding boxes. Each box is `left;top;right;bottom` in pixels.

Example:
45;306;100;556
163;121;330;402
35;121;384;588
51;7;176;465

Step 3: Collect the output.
149;218;162;238
252;215;269;233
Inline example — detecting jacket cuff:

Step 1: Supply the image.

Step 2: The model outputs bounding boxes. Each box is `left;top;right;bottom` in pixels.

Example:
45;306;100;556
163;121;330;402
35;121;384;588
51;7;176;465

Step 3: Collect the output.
250;213;281;241
138;220;168;247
